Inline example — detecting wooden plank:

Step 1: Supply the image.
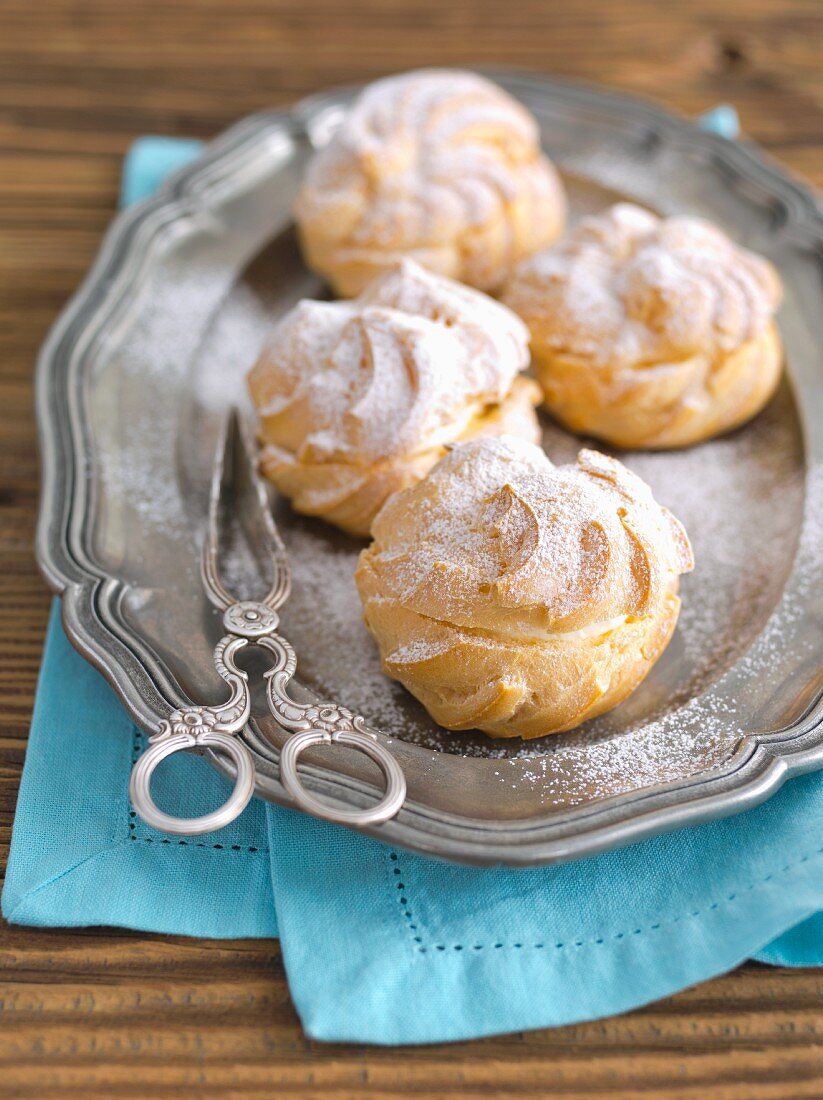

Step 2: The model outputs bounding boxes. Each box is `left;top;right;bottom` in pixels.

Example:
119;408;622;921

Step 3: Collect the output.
0;2;821;1095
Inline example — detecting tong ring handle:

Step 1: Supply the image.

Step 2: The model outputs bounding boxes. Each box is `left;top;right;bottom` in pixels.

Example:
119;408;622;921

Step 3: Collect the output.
129;731;256;835
279;728;406;827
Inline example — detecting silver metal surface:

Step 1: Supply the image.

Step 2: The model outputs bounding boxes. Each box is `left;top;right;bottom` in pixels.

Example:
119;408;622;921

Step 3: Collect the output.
36;72;823;864
129;724;257;835
129;411;408;833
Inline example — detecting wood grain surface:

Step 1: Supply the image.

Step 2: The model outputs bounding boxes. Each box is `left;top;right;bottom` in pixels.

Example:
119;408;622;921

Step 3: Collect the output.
1;1;822;1096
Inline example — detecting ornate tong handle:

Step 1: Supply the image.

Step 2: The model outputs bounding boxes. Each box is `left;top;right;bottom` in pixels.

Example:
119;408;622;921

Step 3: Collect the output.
257;623;405;827
128;624;257;835
129;600;406;834
128;410;406;836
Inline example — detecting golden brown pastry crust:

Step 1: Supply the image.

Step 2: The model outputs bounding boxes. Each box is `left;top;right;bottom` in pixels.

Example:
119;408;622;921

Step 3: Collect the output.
247;261;540;536
356;436;694;738
503;203;783;449
295;69;567;297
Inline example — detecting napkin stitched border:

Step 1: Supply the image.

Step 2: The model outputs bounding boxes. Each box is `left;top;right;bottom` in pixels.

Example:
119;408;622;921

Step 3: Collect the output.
386;845;823;955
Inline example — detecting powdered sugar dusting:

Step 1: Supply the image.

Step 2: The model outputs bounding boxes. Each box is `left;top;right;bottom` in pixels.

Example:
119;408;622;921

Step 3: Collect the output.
506;203;781;369
363;435;692;647
248;259;530;466
295;69;566;293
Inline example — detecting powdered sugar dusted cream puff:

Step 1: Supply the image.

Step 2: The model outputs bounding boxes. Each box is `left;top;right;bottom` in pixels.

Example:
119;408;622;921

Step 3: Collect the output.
247;261;540;536
356;435;694;739
295;69;566;297
504;203;783;449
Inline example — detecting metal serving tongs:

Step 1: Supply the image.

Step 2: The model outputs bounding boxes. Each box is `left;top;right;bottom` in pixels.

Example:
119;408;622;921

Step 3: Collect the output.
128;410;406;836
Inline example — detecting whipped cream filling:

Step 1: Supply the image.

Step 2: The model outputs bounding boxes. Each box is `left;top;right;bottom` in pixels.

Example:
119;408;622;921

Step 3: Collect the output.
483;613;634;648
550;614;631;642
387;612;635;662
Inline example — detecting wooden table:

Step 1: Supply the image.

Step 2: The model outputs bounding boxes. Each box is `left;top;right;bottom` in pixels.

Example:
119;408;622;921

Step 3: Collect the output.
1;2;821;1096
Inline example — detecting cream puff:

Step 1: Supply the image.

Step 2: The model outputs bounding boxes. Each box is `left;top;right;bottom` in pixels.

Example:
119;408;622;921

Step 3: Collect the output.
295;68;567;297
503;203;783;449
356;435;694;738
247;260;541;536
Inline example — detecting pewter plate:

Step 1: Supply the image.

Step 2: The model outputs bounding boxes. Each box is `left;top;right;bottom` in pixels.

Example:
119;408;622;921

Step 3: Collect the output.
36;73;823;864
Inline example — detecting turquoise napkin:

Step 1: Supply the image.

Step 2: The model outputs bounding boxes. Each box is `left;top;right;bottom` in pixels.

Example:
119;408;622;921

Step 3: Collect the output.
4;118;821;1045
